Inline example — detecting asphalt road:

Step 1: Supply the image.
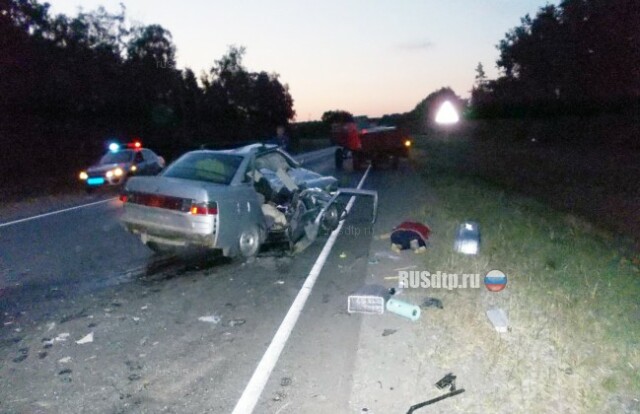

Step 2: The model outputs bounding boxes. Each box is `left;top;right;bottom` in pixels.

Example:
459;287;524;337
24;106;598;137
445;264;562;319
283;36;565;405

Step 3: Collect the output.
0;149;400;413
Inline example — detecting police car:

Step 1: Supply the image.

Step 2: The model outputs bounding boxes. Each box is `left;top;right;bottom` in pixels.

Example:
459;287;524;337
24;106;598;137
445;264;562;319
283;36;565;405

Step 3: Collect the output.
79;141;165;191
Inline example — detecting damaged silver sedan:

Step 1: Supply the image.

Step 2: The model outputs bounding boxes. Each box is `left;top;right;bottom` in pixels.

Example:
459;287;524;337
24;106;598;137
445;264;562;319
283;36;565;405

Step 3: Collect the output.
119;144;377;258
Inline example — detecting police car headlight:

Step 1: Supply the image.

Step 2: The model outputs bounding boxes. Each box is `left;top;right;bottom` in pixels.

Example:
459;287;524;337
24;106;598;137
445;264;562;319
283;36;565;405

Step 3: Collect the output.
114;167;124;177
79;171;88;180
106;170;114;178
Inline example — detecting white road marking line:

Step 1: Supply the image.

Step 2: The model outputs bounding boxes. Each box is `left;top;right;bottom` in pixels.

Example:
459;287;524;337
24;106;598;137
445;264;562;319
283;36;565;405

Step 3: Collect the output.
0;198;117;228
232;165;372;414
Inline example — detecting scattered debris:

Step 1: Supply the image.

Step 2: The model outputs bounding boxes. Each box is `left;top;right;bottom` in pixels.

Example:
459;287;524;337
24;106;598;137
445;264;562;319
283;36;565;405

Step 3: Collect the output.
46;322;56;331
54;333;70;342
435;373;457;391
132;317;140;322
406;373;466;413
198;315;221;324
58;368;72;376
391;221;431;251
60;308;88;324
280;377;292;386
382;329;397;337
374;251;401;261
454;221;480;255
275;280;285;285
375;232;392;240
38;351;47;359
367;257;379;265
227;319;246;327
386;298;421;321
128;374;142;382
12;354;27;363
339;252;347;259
486;308;509;333
348;285;389;314
58;356;71;364
76;332;94;344
422;297;443;309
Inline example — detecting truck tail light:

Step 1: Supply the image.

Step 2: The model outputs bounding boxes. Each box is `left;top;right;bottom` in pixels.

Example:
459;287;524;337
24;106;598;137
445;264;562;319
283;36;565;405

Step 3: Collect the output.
190;202;218;215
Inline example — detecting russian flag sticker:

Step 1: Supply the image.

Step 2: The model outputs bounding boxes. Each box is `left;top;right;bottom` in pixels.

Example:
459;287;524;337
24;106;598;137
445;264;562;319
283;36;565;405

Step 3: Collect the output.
484;270;507;292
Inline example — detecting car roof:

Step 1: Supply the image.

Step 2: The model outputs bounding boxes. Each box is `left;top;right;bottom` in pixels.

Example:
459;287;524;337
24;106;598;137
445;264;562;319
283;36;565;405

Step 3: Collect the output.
219;143;279;156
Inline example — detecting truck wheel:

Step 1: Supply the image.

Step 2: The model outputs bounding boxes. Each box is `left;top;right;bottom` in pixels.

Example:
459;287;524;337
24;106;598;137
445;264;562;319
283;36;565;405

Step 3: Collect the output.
238;225;261;258
335;148;344;170
352;152;365;171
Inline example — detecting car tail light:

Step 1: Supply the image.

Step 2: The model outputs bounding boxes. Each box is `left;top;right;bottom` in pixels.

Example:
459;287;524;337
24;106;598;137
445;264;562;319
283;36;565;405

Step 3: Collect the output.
190;202;218;215
119;193;128;203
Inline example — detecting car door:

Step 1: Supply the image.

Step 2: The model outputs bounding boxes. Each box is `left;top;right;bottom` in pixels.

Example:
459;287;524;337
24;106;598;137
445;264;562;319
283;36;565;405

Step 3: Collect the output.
133;151;148;174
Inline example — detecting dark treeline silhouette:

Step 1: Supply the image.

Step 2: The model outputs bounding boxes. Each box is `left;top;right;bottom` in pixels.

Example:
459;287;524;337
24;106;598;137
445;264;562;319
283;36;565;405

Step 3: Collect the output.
471;0;640;118
0;0;294;196
373;87;465;134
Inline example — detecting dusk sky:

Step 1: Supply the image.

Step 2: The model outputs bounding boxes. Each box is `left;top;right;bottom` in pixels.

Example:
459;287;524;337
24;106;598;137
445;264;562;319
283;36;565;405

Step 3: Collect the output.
49;0;555;121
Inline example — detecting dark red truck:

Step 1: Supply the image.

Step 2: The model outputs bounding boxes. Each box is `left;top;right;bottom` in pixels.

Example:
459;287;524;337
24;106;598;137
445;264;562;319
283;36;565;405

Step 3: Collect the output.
331;119;412;170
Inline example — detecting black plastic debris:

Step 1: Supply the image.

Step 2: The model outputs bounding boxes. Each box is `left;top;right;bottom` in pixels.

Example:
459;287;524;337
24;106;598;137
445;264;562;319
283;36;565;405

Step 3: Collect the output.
406;372;465;414
435;373;457;390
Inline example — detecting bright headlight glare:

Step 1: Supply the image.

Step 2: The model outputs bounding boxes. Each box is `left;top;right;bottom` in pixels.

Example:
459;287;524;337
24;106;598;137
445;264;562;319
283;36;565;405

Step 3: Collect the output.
106;170;114;178
79;171;88;180
114;168;124;177
130;165;137;172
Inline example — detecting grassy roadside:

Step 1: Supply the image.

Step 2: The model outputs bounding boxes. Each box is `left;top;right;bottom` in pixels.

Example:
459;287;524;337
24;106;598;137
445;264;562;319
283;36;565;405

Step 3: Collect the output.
406;135;640;413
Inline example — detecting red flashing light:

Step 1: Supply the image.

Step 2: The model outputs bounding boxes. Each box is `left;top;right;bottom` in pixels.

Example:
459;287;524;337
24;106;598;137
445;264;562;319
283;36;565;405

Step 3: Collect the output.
126;140;143;149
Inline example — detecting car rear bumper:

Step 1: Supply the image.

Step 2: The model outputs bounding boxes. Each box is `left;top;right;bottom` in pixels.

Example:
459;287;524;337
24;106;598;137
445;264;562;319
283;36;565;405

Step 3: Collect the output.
121;203;218;248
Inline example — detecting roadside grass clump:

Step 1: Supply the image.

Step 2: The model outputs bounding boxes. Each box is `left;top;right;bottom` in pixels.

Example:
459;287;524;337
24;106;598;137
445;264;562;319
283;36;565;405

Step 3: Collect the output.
405;137;640;413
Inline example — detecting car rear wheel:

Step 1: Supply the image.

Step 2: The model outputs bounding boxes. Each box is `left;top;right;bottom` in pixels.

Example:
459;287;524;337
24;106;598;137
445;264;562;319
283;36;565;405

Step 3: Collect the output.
238;226;261;258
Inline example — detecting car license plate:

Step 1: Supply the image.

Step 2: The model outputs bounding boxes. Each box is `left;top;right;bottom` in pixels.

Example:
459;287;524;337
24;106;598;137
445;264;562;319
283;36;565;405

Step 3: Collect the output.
87;177;105;186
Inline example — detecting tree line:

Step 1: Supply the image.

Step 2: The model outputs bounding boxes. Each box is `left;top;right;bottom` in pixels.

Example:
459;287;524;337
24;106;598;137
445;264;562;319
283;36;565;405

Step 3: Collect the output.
471;0;640;118
0;0;294;195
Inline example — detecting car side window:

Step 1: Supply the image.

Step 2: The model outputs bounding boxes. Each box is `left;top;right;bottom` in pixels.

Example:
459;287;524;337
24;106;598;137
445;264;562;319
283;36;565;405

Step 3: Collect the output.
134;152;144;163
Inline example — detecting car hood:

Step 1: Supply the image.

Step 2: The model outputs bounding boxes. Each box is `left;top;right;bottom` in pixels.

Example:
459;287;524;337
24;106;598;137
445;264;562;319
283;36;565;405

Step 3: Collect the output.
87;163;130;174
260;167;338;193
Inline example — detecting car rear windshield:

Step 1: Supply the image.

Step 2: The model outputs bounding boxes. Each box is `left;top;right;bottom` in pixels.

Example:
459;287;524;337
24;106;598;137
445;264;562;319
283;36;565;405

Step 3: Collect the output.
162;152;243;185
100;150;134;164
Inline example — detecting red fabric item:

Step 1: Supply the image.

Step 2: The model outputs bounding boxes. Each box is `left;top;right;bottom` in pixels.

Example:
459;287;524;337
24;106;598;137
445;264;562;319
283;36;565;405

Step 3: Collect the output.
391;221;431;249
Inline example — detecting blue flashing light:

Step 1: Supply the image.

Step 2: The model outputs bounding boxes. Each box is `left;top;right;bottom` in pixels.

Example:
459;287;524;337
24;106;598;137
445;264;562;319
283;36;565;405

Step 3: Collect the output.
109;143;120;152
